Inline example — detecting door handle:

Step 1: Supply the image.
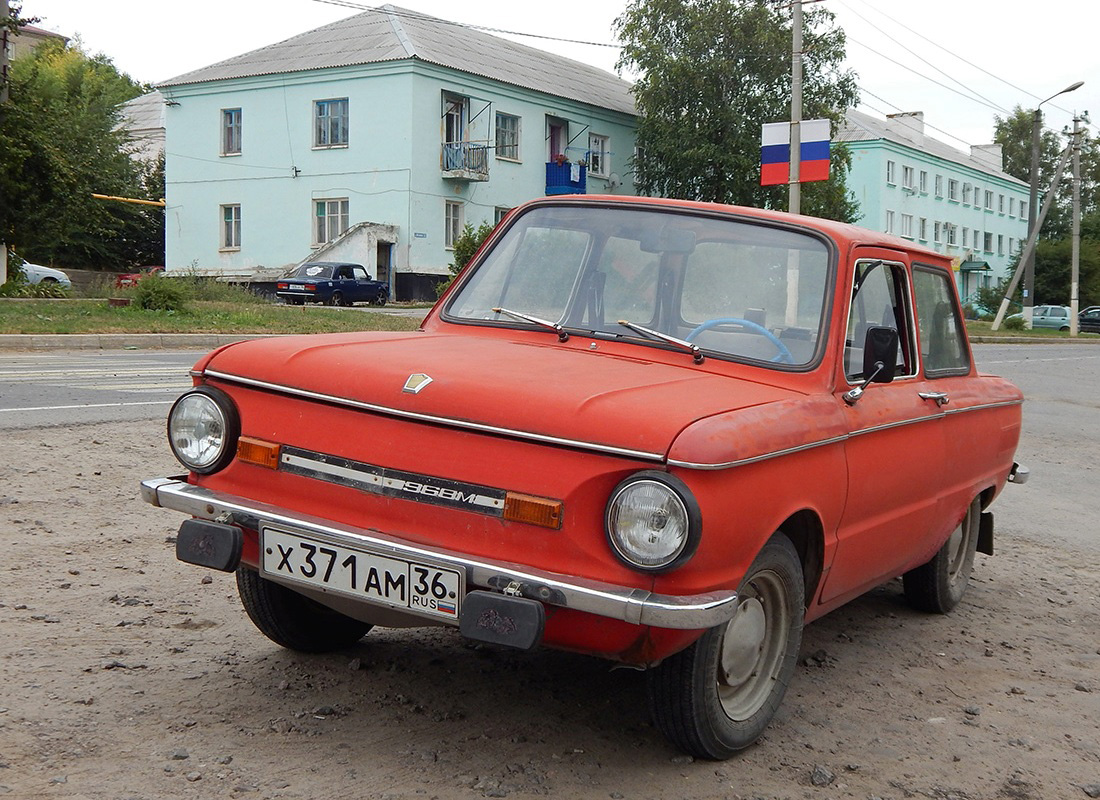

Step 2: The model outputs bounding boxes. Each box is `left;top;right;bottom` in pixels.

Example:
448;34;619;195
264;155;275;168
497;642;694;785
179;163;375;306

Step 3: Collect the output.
918;391;949;407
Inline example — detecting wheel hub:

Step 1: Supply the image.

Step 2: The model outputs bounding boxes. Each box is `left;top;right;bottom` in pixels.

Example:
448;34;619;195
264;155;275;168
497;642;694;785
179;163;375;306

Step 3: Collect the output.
719;597;766;686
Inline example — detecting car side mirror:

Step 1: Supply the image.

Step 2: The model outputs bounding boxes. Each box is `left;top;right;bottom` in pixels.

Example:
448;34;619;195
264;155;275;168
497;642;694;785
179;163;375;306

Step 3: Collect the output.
863;326;898;384
844;326;899;405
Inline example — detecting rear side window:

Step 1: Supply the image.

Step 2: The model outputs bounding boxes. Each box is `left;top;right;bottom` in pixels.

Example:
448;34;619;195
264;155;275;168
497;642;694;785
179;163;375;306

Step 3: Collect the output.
913;267;970;375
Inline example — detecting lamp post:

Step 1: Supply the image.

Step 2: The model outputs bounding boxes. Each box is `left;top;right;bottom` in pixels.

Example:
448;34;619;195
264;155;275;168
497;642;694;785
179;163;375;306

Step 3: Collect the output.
1024;80;1084;328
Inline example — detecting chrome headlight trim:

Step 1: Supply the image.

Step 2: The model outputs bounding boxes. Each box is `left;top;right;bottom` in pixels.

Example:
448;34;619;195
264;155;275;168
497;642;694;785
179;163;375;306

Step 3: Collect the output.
605;471;701;573
167;386;239;475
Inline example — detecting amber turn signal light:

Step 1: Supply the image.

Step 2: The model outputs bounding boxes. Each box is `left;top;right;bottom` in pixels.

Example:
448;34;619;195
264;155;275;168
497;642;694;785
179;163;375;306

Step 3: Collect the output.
503;492;563;529
236;437;280;469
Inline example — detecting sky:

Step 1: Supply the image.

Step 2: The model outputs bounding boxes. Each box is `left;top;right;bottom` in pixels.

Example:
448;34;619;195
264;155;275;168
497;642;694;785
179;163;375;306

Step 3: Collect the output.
19;0;1100;153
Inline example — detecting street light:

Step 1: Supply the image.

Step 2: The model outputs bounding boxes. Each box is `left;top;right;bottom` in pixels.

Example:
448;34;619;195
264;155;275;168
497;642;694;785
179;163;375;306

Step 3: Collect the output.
1024;80;1084;328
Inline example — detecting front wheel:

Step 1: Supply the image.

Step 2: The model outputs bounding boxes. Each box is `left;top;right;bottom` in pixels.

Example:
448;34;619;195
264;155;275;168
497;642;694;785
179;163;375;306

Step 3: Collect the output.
903;496;981;613
373;289;388;306
236;568;372;652
648;535;804;759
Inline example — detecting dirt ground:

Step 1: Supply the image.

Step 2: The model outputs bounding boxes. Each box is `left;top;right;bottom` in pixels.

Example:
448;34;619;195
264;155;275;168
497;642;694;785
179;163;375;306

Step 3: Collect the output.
1;419;1098;800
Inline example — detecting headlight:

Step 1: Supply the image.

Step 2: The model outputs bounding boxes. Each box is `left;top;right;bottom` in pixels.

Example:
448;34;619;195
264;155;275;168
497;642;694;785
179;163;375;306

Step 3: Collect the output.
167;387;239;474
605;471;701;572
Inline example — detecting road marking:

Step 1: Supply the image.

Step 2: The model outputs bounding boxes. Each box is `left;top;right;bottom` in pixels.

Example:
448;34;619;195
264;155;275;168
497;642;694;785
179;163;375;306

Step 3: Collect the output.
0;400;174;413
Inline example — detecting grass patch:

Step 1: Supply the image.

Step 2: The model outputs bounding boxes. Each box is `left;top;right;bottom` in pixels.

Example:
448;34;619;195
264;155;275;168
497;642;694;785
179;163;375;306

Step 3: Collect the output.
965;320;1100;338
0;299;423;335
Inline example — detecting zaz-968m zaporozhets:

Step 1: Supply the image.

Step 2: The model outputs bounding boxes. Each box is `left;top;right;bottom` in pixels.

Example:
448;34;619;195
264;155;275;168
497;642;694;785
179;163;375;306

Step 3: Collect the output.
143;195;1027;759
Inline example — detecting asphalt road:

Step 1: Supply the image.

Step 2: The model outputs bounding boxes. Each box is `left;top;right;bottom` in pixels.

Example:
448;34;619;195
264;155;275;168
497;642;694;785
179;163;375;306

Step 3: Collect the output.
0;342;1093;551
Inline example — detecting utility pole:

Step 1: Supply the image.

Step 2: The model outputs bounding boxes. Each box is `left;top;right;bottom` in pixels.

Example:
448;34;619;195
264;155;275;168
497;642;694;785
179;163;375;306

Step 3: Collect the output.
788;0;803;215
1070;112;1085;336
1;0;10;285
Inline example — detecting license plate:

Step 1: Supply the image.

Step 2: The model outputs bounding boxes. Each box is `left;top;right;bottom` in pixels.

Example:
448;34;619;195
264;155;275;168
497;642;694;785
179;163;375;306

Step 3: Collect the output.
260;528;462;621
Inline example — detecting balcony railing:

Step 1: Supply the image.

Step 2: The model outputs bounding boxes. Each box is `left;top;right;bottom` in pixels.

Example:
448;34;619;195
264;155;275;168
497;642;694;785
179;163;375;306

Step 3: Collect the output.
545;162;586;195
441;142;490;181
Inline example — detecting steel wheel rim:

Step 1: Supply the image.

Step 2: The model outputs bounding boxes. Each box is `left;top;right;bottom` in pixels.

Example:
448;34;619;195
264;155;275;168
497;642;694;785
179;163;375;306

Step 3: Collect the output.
945;507;974;585
716;568;790;720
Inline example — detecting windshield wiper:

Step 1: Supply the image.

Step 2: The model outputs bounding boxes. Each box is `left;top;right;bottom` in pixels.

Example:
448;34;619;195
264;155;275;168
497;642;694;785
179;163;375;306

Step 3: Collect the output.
492;307;569;341
618;320;704;364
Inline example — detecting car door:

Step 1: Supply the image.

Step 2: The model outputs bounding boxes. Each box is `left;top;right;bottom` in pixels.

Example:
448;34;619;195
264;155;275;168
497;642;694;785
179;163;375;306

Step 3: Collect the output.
350;265;372;303
820;252;949;605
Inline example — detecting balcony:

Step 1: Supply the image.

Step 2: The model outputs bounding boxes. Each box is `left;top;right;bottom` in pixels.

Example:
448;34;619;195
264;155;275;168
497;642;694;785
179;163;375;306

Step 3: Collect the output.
545;162;586;195
441;142;489;181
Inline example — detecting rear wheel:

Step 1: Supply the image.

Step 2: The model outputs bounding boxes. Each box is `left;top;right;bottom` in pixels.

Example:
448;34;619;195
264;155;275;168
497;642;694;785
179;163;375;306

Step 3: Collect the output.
903;496;981;613
236;568;372;652
648;535;804;759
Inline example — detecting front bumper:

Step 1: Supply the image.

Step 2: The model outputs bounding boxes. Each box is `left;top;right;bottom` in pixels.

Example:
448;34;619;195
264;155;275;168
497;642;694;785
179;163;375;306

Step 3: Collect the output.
141;477;738;631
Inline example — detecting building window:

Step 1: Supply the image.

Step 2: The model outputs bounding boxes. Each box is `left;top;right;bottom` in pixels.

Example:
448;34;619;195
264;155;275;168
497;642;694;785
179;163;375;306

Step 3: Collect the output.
901;213;913;238
962;227;969;246
588;134;610;176
495;112;520;160
886;160;896;184
1020;200;1028;218
885;209;895;233
999;194;1005;213
1009;197;1016;216
947;224;957;245
983;231;992;251
314;98;349;148
919;217;928;240
314;198;349;244
935;174;943;197
221;204;241;249
222;109;241;155
934;221;942;243
948;179;959;201
998;234;1004;255
445;201;463;249
985;190;994;210
902;165;915;189
962;183;972;204
973;230;980;249
919;170;928;193
494;206;512;225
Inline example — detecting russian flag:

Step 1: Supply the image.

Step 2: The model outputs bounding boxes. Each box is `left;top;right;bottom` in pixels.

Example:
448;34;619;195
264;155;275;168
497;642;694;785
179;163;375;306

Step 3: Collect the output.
760;120;831;185
760;122;790;186
799;119;831;182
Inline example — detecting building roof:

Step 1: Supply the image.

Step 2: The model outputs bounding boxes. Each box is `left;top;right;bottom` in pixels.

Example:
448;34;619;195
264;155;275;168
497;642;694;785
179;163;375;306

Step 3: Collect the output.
159;5;636;117
118;90;166;162
838;108;1027;186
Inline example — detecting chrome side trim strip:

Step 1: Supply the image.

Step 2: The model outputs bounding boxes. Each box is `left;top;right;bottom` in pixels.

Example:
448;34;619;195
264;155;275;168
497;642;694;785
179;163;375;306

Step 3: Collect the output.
203;369;666;463
668;434;850;471
141;477;738;630
944;399;1024;416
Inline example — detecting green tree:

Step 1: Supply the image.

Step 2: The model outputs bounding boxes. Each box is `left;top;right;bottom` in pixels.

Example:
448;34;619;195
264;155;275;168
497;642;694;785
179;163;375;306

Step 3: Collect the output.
0;38;153;269
614;0;860;221
436;221;495;296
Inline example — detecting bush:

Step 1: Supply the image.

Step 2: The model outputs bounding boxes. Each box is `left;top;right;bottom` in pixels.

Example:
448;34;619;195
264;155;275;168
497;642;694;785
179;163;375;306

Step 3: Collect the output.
133;273;187;311
1003;315;1026;331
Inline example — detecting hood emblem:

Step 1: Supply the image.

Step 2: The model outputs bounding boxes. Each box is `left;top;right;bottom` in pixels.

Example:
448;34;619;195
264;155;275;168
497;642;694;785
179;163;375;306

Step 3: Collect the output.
403;373;433;394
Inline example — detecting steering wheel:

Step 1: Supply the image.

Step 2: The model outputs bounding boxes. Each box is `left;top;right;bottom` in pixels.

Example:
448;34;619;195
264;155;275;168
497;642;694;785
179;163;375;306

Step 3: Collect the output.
685;317;794;364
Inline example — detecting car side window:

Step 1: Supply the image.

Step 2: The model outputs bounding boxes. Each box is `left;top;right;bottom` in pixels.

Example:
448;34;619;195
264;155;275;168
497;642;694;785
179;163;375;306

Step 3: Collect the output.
351;266;369;281
844;260;915;381
913;267;969;375
334;266;350;280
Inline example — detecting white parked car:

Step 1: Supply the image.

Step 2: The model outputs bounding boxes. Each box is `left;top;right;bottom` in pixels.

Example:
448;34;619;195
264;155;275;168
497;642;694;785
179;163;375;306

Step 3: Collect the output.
19;260;72;289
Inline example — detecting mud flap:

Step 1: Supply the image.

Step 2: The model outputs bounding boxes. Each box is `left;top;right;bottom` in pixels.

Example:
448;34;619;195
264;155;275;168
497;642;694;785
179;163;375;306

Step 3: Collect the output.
977;511;994;556
176;519;243;572
459;591;545;651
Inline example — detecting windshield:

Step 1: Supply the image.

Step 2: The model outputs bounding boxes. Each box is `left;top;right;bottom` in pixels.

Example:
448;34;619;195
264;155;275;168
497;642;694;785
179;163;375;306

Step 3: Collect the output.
290;263;334;280
445;205;832;367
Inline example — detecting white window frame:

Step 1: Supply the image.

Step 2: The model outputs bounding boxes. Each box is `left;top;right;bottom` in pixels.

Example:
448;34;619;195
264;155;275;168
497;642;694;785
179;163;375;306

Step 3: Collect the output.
314;197;349;245
220;204;241;250
886;160;896;185
999;194;1005;213
221;108;242;156
588;133;610;176
919;170;928;193
494;206;512;225
947;224;958;245
962;182;972;205
919;217;928;241
998;234;1005;255
495;112;520;161
902;165;915;189
934;221;942;244
1020;200;1028;218
948;179;959;201
445;201;464;250
985;190;994;210
314;98;349;148
885;209;895;233
901;213;913;238
935;174;944;198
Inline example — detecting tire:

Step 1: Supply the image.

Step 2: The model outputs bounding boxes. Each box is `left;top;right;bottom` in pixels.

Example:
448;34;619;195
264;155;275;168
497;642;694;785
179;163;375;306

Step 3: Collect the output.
236;568;372;652
1060;326;1070;332
373;289;388;306
328;291;344;307
903;496;981;614
648;535;804;760
40;277;58;284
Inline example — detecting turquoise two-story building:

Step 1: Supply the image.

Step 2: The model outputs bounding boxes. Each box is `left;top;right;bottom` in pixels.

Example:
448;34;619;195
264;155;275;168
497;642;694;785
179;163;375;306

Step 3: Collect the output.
158;5;638;300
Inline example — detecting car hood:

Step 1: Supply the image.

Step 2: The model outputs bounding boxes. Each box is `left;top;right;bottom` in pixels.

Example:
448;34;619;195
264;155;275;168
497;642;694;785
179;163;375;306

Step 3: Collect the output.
199;332;800;459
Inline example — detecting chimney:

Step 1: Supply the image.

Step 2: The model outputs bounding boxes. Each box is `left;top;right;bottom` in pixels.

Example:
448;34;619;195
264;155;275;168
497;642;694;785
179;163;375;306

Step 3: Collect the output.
886;111;924;140
971;144;1004;170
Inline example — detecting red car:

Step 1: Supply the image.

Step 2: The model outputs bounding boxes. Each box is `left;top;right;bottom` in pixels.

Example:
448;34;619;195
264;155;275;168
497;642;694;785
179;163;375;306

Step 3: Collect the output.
115;265;164;288
143;196;1026;759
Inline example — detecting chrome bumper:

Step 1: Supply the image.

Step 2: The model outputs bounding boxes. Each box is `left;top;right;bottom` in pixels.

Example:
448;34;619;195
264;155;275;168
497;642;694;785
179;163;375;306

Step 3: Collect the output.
1008;462;1030;485
141;477;738;630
